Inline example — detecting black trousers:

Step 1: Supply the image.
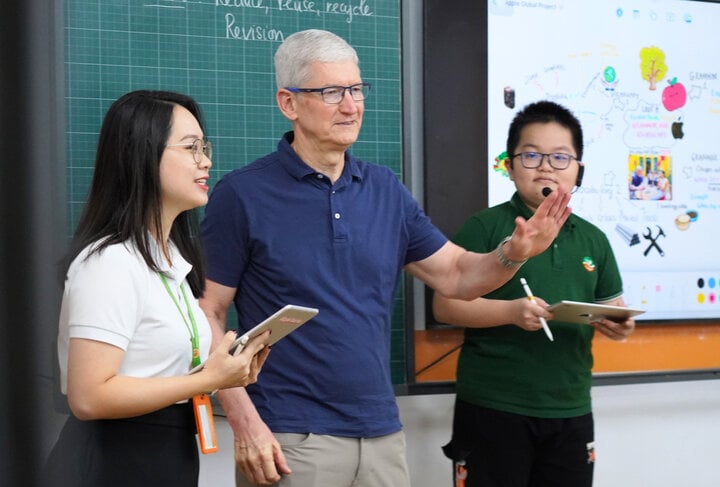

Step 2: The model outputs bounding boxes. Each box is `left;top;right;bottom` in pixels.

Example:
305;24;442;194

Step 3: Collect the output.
444;399;595;487
42;403;199;487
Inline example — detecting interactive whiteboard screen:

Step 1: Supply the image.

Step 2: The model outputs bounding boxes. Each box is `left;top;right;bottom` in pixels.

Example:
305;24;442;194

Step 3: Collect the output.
487;0;720;321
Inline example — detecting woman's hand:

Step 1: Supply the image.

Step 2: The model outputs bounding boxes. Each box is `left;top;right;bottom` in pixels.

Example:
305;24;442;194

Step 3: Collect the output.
201;330;271;390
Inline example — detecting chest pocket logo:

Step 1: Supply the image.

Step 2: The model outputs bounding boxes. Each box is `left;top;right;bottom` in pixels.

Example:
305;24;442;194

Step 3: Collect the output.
582;256;596;272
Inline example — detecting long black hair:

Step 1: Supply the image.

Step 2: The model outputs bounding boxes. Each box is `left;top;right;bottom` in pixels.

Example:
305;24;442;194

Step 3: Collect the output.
62;90;207;297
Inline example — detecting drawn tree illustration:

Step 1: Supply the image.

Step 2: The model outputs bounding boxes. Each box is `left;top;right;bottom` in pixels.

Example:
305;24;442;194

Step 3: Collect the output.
639;46;667;91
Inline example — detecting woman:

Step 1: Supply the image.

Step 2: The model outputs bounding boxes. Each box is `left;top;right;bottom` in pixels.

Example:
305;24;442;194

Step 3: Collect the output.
43;90;270;486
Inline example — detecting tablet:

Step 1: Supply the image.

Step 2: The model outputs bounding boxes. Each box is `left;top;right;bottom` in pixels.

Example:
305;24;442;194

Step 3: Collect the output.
189;304;319;374
546;300;645;324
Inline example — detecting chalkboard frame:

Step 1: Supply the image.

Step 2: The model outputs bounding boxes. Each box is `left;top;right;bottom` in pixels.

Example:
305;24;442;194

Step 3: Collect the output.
63;0;411;385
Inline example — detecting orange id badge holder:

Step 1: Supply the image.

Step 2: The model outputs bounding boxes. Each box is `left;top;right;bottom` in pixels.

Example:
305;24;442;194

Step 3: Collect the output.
192;393;218;454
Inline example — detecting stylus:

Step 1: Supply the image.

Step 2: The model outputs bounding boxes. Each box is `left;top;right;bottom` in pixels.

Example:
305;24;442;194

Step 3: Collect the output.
519;278;554;342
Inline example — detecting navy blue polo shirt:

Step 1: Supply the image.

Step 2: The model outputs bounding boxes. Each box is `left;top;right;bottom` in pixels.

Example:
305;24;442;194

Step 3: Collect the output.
201;132;447;437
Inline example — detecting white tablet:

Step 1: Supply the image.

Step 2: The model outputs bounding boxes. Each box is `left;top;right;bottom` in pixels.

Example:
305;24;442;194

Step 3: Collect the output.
546;300;645;324
189;304;319;374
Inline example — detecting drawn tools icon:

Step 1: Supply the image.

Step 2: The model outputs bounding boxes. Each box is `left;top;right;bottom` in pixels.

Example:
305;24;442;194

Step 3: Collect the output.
643;225;665;257
615;224;640;246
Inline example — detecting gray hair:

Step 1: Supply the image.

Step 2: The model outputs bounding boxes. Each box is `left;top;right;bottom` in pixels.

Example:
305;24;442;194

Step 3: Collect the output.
275;29;359;89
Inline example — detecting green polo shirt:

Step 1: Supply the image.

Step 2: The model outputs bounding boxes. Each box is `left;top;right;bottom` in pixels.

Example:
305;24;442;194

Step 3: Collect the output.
454;192;623;418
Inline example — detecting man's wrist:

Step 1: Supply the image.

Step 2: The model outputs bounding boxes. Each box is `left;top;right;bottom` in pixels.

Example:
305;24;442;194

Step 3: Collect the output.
495;236;527;269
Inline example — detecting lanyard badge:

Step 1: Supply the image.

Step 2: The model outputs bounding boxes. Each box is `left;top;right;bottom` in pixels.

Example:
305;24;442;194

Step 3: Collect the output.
193;394;218;453
159;273;218;454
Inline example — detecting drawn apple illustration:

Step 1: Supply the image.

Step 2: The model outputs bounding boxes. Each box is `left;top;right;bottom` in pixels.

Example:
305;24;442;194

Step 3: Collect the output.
662;77;687;111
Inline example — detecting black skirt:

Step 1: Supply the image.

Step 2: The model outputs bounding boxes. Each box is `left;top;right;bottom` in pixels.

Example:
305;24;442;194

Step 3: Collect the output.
41;403;199;487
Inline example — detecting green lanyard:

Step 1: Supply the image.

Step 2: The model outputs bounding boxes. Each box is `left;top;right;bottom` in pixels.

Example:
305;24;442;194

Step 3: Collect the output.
159;273;201;368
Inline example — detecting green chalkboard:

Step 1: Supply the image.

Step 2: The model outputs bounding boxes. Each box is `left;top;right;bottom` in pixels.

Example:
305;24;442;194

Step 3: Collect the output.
63;0;406;383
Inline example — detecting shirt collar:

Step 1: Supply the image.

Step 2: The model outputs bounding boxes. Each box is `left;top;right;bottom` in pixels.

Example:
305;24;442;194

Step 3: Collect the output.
278;131;364;184
509;191;576;231
509;192;534;220
149;236;192;283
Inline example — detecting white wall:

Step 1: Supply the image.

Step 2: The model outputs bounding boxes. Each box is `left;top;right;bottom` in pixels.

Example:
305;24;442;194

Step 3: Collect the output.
397;380;720;487
591;379;720;487
200;379;720;487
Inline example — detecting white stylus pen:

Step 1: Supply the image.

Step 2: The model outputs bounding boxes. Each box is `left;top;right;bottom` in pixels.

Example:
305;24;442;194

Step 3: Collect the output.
519;277;554;342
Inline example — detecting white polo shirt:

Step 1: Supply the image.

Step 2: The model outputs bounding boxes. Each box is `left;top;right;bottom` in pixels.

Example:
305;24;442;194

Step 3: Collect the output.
57;238;211;394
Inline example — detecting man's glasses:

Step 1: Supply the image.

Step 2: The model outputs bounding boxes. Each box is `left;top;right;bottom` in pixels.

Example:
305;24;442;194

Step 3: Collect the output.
166;139;212;165
285;82;372;104
511;152;577;170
